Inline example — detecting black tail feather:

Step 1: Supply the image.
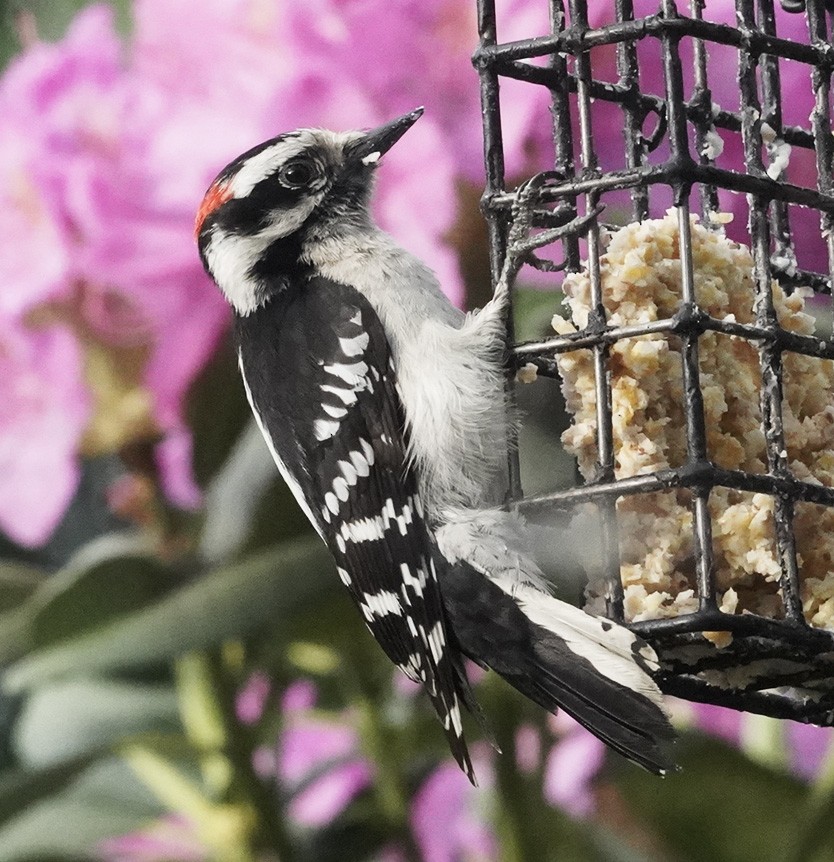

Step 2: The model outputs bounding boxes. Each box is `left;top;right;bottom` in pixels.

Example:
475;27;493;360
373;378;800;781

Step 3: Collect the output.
439;557;676;774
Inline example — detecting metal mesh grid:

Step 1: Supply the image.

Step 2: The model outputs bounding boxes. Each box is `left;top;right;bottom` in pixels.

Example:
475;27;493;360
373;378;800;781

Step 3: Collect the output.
475;0;834;723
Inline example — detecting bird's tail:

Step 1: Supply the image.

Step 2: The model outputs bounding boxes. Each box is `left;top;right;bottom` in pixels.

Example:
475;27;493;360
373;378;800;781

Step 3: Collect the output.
434;513;676;774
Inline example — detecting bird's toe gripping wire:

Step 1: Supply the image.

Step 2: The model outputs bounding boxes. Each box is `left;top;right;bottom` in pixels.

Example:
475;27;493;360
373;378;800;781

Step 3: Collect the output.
496;172;606;299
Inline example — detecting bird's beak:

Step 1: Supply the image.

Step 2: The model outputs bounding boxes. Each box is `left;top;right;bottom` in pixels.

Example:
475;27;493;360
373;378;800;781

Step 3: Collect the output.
350;108;424;166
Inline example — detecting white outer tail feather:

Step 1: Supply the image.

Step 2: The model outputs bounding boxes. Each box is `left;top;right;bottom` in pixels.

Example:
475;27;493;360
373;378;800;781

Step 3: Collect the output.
502;579;667;712
436;509;669;714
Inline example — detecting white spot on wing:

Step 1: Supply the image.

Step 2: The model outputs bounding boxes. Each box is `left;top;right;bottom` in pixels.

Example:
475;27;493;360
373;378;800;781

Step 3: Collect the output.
332;476;349;502
449;695;463;737
362;589;402;617
324;361;369;385
315;418;340;441
337;567;352;586
321;384;357;406
360;438;375;465
344;516;385;542
400;562;427;598
339;460;359;486
339;333;370;357
348;450;370;477
427;621;445;664
323;403;348;419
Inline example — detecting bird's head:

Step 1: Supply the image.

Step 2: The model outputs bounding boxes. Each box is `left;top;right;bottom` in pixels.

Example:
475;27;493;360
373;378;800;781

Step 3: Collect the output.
195;108;424;316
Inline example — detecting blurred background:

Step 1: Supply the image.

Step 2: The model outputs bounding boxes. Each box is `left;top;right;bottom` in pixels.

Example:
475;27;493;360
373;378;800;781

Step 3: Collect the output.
1;0;834;859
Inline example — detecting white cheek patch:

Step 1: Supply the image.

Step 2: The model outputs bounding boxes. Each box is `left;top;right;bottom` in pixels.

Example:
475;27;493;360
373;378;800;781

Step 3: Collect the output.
361;151;381;165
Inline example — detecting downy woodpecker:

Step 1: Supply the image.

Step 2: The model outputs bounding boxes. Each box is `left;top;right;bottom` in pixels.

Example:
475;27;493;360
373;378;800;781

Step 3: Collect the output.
195;108;675;781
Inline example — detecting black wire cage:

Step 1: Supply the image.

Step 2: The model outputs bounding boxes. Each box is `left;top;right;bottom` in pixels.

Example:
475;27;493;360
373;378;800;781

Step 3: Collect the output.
475;0;834;723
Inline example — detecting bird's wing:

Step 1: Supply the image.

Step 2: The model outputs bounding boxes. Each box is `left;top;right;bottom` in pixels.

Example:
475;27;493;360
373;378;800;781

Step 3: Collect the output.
237;276;475;782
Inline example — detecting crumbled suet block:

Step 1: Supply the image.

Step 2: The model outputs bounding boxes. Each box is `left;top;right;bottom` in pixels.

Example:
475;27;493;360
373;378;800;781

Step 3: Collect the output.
554;210;834;639
516;362;538;384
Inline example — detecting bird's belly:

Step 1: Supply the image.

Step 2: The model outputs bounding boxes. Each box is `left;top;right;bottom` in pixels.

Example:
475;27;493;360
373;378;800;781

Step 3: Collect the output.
394;324;510;518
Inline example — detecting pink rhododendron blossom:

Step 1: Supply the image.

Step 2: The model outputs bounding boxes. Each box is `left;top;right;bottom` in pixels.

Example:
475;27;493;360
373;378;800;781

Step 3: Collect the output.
236;670;272;725
787;723;834;781
0;323;90;545
689;702;744;747
410;749;497;862
0;4;229;528
280;0;551;181
98;814;206;862
7;0;554;542
515;723;542;775
276;680;373;827
544;711;606;818
692;703;834;781
0;134;69;317
136;0;472;303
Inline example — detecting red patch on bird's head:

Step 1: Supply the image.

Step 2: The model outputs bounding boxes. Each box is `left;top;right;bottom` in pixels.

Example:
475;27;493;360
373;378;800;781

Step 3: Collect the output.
194;180;233;239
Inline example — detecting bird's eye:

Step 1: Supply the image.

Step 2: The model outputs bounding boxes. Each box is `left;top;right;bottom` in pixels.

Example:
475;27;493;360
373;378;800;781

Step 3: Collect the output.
279;161;316;188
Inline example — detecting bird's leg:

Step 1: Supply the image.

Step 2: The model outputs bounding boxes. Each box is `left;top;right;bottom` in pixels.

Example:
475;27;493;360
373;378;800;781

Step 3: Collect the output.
487;172;604;317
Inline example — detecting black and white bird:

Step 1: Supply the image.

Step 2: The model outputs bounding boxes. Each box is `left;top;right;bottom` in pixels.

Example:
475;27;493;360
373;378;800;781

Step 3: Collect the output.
195;108;675;782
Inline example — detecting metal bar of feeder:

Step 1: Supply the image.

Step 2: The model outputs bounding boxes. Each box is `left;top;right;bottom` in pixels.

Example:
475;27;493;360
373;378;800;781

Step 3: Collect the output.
513;311;834;361
476;0;525;503
738;0;804;624
472;15;833;64
518;462;834;510
805;0;834;334
568;0;625;621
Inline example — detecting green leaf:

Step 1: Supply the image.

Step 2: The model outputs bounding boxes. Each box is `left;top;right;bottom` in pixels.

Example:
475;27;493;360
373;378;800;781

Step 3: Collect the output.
0;757;163;862
186;332;250;489
0;758;93;827
0;534;176;668
610;733;834;862
513;287;562;343
4;538;333;691
12;679;178;769
29;536;175;649
199;423;312;564
0;563;43;614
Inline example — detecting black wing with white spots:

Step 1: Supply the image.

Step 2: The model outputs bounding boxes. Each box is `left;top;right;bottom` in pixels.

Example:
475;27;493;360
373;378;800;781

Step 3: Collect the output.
236;276;475;781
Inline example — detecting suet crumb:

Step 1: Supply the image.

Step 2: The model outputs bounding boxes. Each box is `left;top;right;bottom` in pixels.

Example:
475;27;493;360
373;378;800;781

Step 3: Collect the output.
516;362;539;384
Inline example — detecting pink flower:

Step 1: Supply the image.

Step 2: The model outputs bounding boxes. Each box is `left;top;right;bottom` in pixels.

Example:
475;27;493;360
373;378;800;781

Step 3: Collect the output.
410;751;497;862
97;815;206;862
0;133;69;317
280;0;551;181
514;723;542;774
0;4;230;521
276;681;374;827
692;702;834;781
688;702;744;747
0;322;90;546
543;712;606;818
787;723;834;781
236;671;272;726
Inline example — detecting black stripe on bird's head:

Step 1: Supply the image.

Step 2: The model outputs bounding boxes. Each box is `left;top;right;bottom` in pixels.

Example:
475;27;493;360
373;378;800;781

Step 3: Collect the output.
195;109;423;316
